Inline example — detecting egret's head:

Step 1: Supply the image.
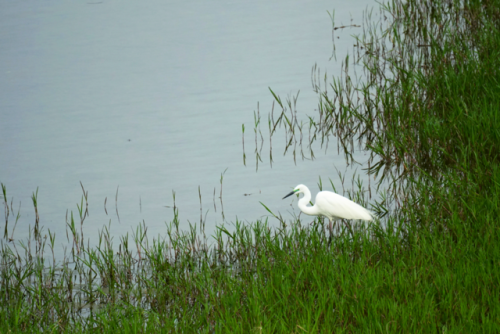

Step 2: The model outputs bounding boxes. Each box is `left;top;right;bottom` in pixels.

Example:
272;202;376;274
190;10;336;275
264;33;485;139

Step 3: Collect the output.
282;184;306;199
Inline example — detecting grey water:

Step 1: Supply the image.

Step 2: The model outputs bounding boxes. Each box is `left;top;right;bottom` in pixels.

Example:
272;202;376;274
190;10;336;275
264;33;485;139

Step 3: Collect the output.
0;0;375;248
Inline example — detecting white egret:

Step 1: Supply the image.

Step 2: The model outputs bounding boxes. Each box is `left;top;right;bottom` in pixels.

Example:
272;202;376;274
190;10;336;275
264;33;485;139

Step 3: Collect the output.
282;184;373;232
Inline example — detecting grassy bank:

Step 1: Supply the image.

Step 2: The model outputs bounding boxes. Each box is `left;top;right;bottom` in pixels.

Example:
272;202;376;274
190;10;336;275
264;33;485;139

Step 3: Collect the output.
2;194;496;333
2;0;500;332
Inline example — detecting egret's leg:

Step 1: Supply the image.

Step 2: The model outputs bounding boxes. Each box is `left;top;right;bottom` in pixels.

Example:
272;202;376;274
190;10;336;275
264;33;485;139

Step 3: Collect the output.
327;218;333;246
343;220;355;239
333;219;341;236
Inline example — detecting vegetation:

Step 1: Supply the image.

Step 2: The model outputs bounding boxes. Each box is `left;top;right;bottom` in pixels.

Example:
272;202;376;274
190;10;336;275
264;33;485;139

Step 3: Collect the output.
2;0;500;332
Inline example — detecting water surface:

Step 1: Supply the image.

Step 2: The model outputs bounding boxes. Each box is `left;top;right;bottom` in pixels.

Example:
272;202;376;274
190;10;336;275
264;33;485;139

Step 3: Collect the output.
0;0;375;246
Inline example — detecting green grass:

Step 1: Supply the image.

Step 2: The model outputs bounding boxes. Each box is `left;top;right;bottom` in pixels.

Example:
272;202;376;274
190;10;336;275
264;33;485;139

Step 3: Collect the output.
1;201;499;332
2;0;500;332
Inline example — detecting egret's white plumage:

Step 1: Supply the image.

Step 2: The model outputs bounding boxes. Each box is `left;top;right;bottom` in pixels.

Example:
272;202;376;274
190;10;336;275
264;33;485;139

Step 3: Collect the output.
282;184;373;222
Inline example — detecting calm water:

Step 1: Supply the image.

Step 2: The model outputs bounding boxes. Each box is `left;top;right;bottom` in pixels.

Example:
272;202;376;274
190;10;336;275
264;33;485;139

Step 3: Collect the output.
0;0;375;246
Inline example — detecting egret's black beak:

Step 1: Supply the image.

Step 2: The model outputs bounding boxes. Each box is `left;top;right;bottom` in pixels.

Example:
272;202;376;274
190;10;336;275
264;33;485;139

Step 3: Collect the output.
282;191;295;200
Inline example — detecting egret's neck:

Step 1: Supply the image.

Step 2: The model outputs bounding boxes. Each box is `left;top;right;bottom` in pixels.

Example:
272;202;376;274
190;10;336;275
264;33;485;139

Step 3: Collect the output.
297;189;320;216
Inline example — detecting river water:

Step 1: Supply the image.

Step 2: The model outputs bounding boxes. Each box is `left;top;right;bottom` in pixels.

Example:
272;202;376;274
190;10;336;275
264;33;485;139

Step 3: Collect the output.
0;0;376;246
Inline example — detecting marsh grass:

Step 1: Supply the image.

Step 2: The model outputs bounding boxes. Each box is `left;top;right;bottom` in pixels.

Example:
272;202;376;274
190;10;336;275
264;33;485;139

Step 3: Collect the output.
3;0;500;332
1;182;499;333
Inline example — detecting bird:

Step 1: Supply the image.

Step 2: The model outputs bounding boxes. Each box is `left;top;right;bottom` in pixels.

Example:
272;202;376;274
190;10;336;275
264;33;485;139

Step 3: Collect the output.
282;184;373;233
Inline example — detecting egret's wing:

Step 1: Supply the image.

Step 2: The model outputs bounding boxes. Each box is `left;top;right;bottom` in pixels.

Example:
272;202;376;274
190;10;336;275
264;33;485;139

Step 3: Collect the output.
315;191;373;221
